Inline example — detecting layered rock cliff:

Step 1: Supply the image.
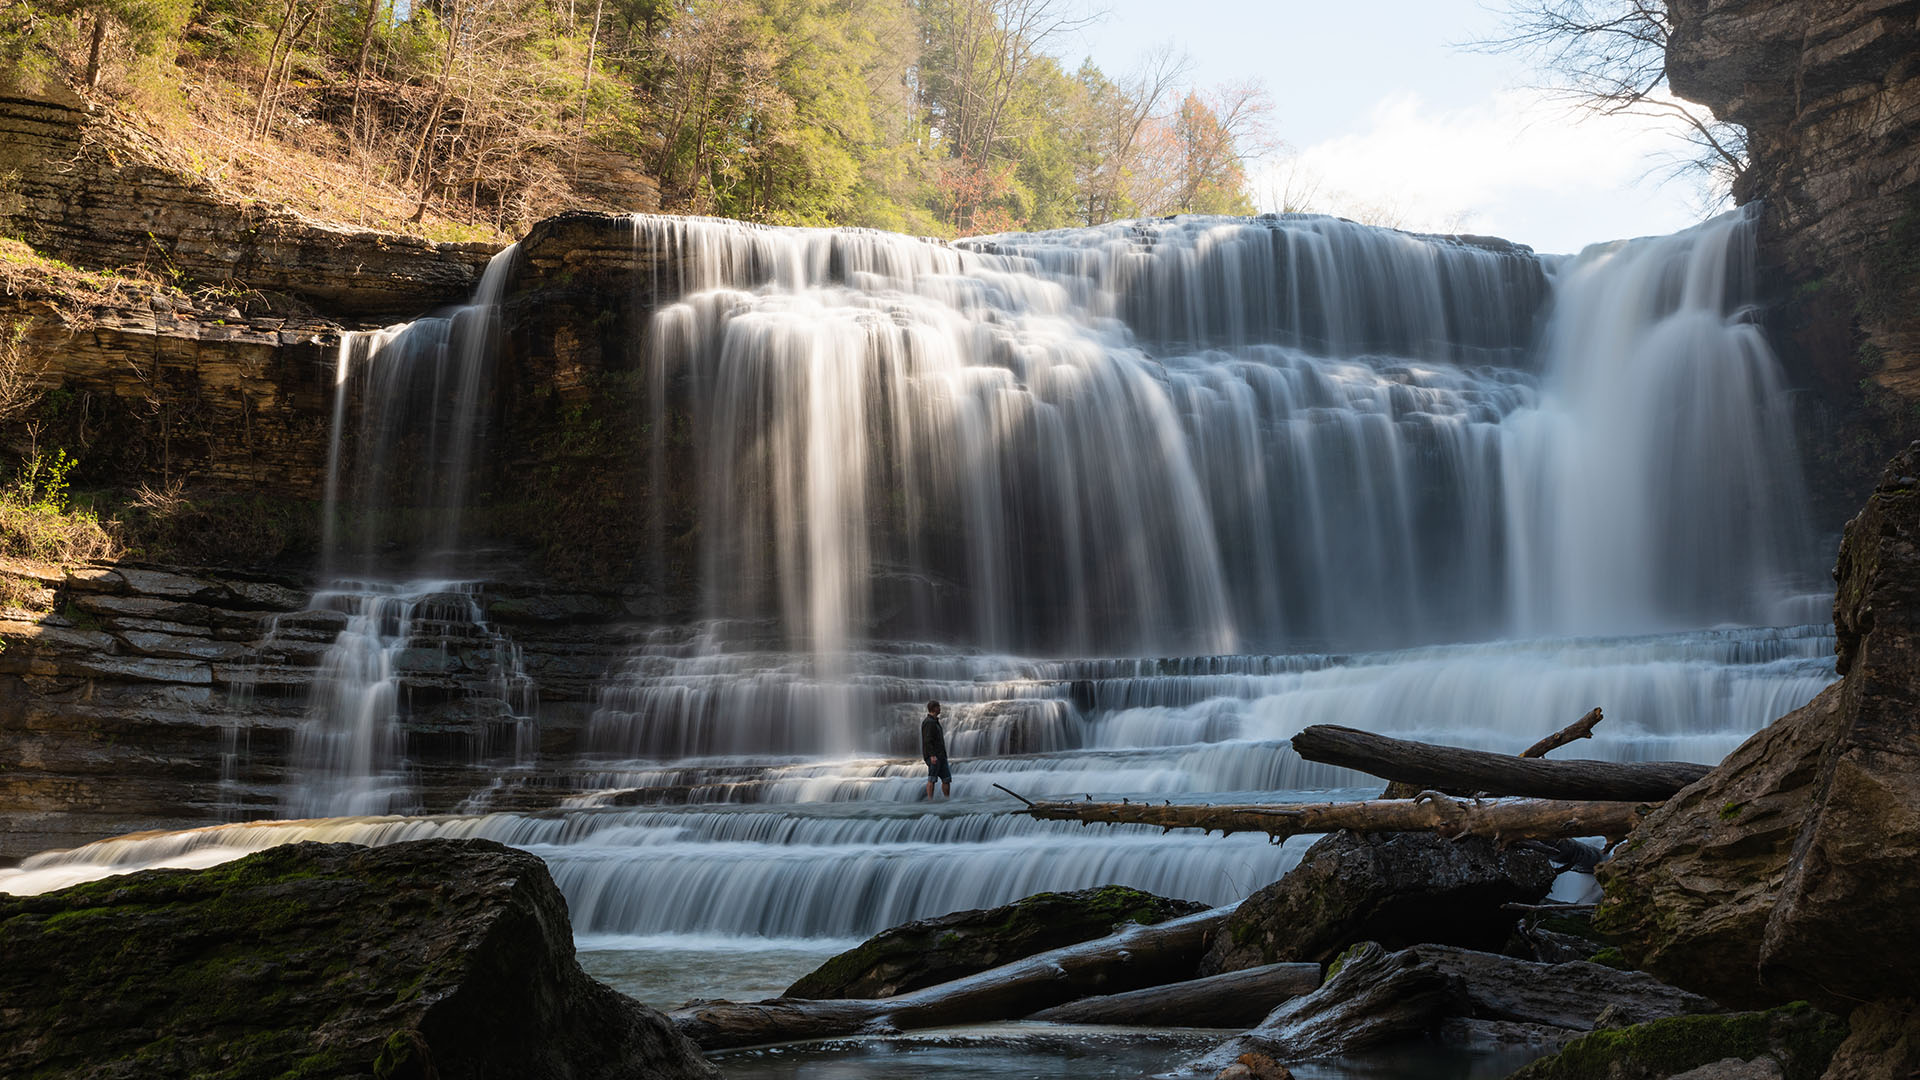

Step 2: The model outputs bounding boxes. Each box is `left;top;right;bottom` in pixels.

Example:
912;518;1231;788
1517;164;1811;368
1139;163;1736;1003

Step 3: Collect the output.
0;91;498;320
1666;0;1920;514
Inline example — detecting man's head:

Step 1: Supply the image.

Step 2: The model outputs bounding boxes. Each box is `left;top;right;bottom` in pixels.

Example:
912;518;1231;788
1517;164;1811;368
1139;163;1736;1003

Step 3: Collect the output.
927;700;941;716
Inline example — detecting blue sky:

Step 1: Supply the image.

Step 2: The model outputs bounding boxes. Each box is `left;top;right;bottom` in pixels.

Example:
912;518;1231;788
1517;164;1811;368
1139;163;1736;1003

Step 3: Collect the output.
1072;0;1722;254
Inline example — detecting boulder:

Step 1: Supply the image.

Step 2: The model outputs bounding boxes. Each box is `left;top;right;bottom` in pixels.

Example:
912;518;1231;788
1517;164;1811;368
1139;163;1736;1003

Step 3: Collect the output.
1820;999;1920;1080
1505;1002;1847;1080
1199;830;1557;975
0;838;715;1080
1597;447;1920;1009
784;885;1207;999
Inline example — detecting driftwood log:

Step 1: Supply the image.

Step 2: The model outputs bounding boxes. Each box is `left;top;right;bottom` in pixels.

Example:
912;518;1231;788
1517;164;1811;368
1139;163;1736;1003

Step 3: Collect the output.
1521;708;1606;758
1290;724;1709;801
1171;942;1719;1075
1019;794;1654;843
1025;962;1320;1027
671;907;1228;1049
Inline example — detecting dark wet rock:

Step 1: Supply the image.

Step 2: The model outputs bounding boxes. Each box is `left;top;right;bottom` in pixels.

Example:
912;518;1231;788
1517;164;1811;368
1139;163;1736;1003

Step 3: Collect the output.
1597;445;1920;1009
1175;942;1715;1075
1506;1002;1847;1080
1199;830;1557;974
785;885;1208;999
0;838;715;1080
1820;999;1920;1080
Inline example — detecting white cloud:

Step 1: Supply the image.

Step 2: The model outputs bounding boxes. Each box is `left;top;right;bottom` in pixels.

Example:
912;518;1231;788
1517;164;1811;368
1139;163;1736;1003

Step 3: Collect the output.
1252;89;1722;253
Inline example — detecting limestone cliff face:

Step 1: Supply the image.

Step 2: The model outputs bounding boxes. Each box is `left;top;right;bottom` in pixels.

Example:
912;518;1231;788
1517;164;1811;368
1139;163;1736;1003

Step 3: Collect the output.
1666;0;1920;515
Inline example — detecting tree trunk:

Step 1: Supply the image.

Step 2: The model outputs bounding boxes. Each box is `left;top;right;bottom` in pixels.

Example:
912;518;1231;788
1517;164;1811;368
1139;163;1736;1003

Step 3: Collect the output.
1290;724;1709;801
579;0;604;131
1018;794;1654;843
1025;962;1320;1028
672;907;1229;1049
349;0;382;143
251;0;299;138
85;13;108;89
257;8;317;141
1521;708;1606;759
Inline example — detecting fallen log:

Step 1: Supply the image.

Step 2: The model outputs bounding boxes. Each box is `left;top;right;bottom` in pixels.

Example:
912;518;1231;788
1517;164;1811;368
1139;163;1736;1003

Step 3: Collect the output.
1290;724;1709;801
1025;962;1321;1028
1169;942;1719;1075
1521;707;1606;759
1019;794;1654;844
671;907;1228;1049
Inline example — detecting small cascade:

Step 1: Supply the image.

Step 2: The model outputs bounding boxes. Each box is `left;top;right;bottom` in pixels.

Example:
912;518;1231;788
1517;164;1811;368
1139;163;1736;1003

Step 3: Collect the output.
277;246;537;817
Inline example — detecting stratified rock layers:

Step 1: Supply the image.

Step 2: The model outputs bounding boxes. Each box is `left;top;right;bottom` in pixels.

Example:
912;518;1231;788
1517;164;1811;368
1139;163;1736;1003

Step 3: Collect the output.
1667;0;1920;393
0;837;716;1080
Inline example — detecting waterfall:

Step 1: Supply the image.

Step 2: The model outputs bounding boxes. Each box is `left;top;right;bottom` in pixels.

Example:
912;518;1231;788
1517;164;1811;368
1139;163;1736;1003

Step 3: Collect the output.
16;208;1833;994
597;207;1815;758
275;248;535;817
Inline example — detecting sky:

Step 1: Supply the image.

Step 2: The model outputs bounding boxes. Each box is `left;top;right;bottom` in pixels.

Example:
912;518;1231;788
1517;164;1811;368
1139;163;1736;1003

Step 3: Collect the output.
1071;0;1724;254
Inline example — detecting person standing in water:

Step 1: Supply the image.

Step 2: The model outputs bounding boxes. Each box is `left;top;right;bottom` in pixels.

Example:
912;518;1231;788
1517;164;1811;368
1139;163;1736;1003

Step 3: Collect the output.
922;700;951;799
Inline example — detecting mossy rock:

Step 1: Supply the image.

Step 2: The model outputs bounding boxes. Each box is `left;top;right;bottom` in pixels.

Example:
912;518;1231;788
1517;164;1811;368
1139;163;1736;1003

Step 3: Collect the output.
0;839;715;1080
1508;1002;1848;1080
1200;829;1558;975
784;885;1207;999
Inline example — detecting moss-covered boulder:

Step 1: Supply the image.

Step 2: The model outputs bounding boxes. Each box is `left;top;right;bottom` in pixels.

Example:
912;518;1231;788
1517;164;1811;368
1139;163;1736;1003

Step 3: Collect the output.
1199;830;1558;975
0;838;715;1080
783;885;1207;999
1505;1002;1847;1080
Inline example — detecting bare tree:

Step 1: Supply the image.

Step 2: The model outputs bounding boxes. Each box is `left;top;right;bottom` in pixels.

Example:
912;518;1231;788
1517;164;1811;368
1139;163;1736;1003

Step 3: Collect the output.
1471;0;1746;196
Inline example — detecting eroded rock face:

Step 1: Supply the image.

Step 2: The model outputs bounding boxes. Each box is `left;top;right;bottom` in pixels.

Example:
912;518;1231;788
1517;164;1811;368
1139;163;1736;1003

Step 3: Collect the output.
1666;0;1920;394
1597;444;1920;1009
783;885;1208;999
1820;999;1920;1080
1198;830;1558;975
0;838;716;1079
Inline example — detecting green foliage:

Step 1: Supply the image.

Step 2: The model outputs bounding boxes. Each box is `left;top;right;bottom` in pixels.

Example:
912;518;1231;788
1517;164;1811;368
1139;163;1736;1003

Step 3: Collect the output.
11;0;1269;234
0;450;122;564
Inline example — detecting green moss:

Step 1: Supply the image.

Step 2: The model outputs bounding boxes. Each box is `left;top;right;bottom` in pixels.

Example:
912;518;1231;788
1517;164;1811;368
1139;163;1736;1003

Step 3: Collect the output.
1587;947;1632;970
1324;941;1372;982
1719;801;1744;821
1510;1002;1848;1080
372;1030;427;1080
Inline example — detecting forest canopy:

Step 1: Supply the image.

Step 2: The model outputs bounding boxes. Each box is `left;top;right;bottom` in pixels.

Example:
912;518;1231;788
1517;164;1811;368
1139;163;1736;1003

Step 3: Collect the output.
0;0;1276;235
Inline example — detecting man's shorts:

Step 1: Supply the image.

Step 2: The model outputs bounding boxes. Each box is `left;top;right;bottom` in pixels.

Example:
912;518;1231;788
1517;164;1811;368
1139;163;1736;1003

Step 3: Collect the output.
926;756;951;782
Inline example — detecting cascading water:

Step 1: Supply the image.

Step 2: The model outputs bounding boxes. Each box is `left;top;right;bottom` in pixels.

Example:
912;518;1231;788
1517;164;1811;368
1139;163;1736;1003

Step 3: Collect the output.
4;209;1837;1061
598;208;1815;758
279;248;538;817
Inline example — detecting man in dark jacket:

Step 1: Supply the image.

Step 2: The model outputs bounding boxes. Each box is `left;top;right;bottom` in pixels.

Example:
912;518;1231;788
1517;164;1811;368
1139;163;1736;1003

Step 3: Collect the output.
922;700;951;799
